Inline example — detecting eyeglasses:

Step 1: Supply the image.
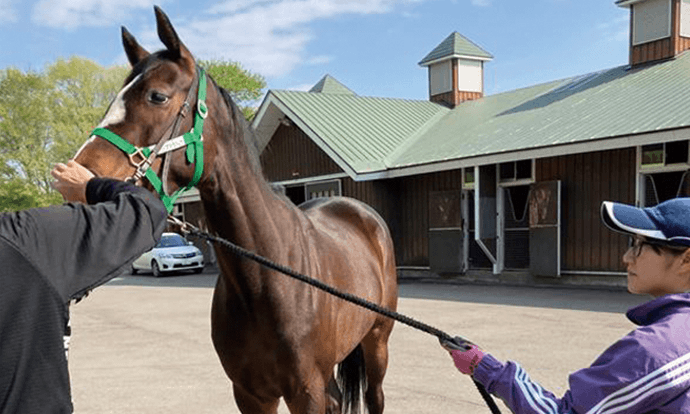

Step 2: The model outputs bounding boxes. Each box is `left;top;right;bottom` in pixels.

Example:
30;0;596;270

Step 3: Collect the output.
627;237;688;257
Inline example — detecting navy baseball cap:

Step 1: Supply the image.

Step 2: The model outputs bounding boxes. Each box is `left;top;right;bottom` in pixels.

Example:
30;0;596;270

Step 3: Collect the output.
601;198;690;247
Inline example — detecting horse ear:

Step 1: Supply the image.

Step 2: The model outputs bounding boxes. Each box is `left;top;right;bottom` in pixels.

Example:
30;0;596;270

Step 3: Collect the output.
154;5;191;62
122;26;150;67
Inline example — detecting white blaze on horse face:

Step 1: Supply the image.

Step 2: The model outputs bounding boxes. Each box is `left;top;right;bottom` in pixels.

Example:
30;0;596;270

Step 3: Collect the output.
74;74;141;159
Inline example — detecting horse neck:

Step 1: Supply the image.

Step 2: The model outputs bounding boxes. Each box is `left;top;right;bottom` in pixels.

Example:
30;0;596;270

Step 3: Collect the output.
197;114;298;270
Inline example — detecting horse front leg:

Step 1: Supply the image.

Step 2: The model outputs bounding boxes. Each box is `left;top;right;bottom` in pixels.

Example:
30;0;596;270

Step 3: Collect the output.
233;384;280;414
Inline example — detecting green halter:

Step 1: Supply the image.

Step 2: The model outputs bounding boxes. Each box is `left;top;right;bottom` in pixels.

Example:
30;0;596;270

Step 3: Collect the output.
90;67;207;213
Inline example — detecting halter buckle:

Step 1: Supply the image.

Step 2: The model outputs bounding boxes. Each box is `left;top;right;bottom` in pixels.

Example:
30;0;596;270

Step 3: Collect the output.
128;148;151;170
198;100;208;119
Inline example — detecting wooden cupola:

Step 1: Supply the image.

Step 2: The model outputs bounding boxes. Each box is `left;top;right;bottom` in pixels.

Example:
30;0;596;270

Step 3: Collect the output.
418;32;493;108
617;0;690;66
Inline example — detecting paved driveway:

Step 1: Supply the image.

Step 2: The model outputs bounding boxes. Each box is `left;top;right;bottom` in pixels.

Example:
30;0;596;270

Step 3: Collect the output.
69;272;645;413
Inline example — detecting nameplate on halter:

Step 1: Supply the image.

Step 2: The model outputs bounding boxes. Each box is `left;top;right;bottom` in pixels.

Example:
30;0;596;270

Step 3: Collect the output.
150;135;204;155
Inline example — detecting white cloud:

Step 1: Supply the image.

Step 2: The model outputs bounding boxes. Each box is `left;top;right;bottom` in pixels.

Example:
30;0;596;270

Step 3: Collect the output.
0;0;17;24
32;0;424;78
159;0;424;77
31;0;162;29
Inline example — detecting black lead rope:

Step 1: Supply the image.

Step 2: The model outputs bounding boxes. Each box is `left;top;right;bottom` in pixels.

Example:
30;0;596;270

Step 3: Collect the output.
180;223;502;414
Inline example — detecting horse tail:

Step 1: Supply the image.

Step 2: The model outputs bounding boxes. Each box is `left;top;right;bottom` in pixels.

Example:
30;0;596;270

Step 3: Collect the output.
337;344;367;414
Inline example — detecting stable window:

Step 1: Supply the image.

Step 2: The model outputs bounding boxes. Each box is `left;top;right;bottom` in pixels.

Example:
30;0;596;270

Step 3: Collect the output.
641;141;689;168
499;160;533;183
462;168;475;189
306;179;341;201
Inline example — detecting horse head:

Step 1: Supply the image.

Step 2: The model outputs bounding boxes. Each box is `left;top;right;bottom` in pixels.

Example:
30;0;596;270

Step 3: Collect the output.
74;6;224;211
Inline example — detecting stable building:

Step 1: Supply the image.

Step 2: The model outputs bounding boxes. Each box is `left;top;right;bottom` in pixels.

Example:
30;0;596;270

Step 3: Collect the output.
249;0;690;287
180;0;690;287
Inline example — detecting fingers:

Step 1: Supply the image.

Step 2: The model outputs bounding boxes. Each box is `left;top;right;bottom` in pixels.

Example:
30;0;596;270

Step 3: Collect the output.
50;163;66;179
50;160;92;204
51;160;94;182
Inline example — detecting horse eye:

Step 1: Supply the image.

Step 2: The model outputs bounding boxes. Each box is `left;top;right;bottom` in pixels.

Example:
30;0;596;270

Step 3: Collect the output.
148;92;169;104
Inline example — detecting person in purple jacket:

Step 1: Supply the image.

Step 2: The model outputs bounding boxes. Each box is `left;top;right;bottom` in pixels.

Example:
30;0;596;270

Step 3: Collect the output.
447;198;690;413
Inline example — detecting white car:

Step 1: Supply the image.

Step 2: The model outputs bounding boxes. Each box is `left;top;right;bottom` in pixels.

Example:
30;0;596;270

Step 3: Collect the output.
131;232;204;277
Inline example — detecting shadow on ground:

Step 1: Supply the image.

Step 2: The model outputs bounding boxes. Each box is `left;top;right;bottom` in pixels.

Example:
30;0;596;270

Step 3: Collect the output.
109;266;647;315
398;280;646;314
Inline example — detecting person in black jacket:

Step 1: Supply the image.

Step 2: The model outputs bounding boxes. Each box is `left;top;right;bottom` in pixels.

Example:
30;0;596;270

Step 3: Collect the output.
0;160;167;413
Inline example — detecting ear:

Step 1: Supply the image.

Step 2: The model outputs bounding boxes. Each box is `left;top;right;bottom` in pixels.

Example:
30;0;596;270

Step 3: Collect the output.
122;26;150;67
154;6;188;58
681;248;690;265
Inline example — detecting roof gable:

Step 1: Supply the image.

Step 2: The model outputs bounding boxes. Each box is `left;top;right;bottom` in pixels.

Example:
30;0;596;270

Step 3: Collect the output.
259;91;448;174
418;32;493;66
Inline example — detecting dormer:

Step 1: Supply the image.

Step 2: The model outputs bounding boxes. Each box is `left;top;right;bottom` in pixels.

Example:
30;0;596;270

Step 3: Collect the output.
617;0;690;66
418;32;493;108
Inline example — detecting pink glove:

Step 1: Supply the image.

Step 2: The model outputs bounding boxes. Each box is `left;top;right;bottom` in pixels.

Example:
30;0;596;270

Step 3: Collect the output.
450;345;485;375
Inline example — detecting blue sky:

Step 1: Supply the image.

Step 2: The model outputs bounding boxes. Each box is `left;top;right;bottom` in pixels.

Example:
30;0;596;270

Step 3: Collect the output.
0;0;630;101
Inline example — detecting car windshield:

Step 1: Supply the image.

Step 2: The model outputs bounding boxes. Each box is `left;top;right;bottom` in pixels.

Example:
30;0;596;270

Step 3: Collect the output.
156;234;187;248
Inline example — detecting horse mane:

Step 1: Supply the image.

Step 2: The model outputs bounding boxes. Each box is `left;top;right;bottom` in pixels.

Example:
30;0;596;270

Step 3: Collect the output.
210;78;299;203
210;77;275;189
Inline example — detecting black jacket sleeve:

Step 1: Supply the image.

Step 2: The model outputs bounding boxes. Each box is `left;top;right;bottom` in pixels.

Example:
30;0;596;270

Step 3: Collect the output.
0;178;167;302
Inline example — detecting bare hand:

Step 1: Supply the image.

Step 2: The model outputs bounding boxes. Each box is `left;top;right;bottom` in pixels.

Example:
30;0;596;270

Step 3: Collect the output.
51;160;95;203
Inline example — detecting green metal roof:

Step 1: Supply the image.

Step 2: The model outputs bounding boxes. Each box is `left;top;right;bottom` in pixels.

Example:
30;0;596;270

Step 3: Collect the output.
268;90;448;173
418;32;493;66
392;52;690;168
309;74;356;95
254;51;690;179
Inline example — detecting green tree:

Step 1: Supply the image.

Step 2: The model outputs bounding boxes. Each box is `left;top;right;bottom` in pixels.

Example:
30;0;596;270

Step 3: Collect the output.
0;178;62;212
199;59;266;120
0;57;264;212
0;57;128;211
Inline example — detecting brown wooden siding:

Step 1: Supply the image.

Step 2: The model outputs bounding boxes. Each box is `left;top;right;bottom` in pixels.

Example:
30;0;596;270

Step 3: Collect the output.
632;37;674;66
315;170;463;267
261;124;342;181
329;172;462;267
392;170;463;266
260;123;636;272
536;148;636;272
676;36;690;54
430;91;482;108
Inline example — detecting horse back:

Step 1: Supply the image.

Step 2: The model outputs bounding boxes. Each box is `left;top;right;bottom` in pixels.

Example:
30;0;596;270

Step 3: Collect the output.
297;196;397;299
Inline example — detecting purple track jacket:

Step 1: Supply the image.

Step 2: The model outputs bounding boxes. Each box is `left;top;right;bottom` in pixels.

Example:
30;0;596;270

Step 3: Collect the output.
474;293;690;413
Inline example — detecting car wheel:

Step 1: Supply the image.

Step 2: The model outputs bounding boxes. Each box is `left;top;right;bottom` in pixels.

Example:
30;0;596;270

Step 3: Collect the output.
193;267;203;274
152;261;162;278
130;266;138;275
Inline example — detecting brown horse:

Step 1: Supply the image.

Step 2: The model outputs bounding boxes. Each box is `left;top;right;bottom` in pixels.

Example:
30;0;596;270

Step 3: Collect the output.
74;7;398;414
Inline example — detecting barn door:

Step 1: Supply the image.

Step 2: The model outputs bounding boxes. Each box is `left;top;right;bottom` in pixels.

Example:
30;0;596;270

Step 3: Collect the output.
428;190;464;274
529;181;561;277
